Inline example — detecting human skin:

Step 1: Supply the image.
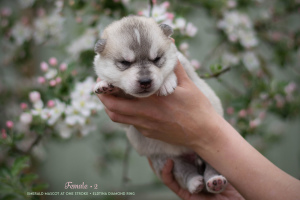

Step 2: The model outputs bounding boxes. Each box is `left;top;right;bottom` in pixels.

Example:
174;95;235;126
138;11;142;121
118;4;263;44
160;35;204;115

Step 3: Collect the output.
96;61;300;200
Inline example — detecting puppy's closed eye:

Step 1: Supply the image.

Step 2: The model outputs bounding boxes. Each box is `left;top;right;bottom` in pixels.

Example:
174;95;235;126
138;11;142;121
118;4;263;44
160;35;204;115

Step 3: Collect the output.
153;56;161;63
120;60;132;66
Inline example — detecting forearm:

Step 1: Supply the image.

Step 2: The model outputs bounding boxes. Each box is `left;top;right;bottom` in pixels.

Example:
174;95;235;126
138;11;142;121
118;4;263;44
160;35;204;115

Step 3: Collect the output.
192;113;300;200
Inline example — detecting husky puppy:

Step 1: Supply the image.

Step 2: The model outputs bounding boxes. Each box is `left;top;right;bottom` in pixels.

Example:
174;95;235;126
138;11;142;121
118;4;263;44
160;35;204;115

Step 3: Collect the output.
93;16;227;194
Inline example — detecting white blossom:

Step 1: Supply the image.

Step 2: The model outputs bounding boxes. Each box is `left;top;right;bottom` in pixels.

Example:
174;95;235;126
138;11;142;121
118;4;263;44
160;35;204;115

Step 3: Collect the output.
45;68;58;80
242;51;260;71
65;106;86;126
19;0;35;9
33;11;65;44
222;52;240;67
175;18;186;30
218;11;258;48
11;23;32;45
67;29;97;59
20;113;33;125
29;91;41;103
47;99;66;125
185;23;198;37
55;122;73;139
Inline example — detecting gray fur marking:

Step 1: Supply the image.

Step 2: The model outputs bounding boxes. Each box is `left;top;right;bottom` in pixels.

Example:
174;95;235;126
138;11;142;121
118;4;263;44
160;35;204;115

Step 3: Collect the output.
159;24;173;37
94;39;107;53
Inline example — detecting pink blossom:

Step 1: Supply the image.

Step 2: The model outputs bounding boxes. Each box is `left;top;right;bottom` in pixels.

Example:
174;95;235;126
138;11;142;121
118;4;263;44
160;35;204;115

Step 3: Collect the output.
21;16;29;25
227;0;237;8
226;107;234;115
275;94;285;108
179;42;189;52
76;17;82;23
185;23;198;37
249;119;261;129
162;1;170;8
166;12;174;20
271;32;282;41
191;60;201;69
56;77;62;84
49;80;57;87
229;34;238;42
259;111;266;120
1;8;12;17
152;0;157;4
59;63;68;71
20;103;28;110
20;113;33;125
40;62;49;72
37;8;46;17
1;129;7;139
71;70;78;76
47;100;55;108
284;82;296;94
6;121;13;129
238;109;247;118
38;76;46;84
29;91;41;103
49;57;58;66
247;108;253;115
137;11;143;16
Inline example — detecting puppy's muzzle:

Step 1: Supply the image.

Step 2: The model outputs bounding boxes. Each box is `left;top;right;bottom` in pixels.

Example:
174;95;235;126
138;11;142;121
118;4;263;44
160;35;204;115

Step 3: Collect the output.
139;78;152;89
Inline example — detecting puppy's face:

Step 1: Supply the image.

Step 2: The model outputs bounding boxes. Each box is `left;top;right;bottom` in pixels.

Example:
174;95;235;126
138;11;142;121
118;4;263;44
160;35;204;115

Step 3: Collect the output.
94;16;177;98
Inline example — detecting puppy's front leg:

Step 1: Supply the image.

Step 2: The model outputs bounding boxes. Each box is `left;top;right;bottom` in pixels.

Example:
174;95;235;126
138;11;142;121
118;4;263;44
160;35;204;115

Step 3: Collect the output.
150;155;204;194
158;72;177;96
203;163;228;193
94;80;117;94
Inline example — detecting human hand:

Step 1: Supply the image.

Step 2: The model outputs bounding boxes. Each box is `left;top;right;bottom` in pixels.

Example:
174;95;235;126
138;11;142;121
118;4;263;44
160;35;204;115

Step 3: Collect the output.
160;159;245;200
96;60;220;149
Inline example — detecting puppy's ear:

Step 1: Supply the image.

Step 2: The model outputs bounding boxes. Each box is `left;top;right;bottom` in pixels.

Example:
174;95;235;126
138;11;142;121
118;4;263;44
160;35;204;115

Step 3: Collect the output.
159;24;173;37
94;39;106;54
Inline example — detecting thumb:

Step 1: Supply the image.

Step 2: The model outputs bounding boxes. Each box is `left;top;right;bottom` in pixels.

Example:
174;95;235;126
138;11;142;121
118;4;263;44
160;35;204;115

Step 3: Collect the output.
174;60;190;86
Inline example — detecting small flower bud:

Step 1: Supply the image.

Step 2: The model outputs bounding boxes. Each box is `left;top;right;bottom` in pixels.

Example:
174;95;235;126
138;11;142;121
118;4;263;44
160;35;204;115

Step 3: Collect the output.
6;121;13;129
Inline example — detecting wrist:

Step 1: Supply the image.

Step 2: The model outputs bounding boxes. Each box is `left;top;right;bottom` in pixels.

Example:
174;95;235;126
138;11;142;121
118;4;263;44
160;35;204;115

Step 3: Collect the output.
189;111;226;154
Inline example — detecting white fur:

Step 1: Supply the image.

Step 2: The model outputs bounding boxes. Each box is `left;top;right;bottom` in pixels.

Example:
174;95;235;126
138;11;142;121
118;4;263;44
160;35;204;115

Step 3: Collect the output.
188;176;204;194
94;16;226;194
134;28;141;45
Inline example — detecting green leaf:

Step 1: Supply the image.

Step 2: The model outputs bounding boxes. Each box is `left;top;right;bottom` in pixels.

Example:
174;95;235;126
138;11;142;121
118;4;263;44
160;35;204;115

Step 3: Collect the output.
20;174;38;183
11;157;30;177
217;64;223;71
32;183;49;192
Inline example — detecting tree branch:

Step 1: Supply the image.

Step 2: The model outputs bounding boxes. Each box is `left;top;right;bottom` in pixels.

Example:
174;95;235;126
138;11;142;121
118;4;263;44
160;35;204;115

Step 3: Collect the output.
149;0;153;17
122;139;132;186
200;66;231;79
26;134;42;154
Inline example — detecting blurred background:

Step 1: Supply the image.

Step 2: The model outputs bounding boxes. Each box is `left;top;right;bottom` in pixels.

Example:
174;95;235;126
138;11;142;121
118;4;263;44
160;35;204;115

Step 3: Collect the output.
0;0;300;199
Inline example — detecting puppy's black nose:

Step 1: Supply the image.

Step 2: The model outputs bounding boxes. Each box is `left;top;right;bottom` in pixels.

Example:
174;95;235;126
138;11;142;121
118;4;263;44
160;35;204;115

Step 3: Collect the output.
139;78;152;89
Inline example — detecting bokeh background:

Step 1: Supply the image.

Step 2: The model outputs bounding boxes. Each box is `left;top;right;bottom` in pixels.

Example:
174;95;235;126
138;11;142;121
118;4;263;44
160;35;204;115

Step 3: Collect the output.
0;0;300;199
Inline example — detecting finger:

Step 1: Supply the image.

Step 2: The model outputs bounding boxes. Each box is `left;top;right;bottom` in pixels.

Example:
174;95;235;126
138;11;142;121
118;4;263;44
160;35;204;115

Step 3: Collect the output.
97;77;101;82
147;158;154;172
170;37;175;43
161;160;181;192
97;93;140;116
161;160;194;200
104;109;156;131
104;108;140;125
174;60;190;86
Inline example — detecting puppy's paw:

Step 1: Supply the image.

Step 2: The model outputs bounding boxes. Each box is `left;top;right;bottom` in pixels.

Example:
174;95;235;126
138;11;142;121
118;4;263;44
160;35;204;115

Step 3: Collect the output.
94;81;115;94
158;73;177;96
187;175;204;194
206;175;227;194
